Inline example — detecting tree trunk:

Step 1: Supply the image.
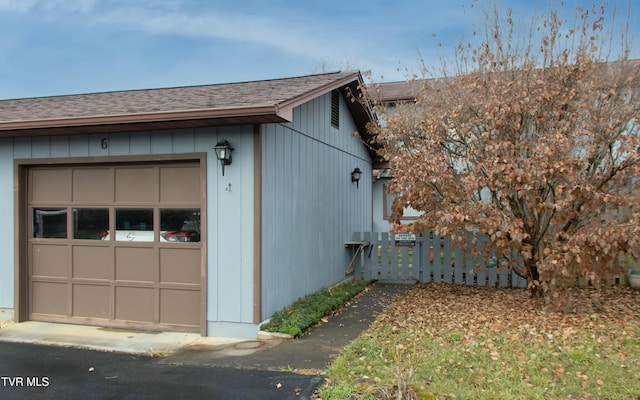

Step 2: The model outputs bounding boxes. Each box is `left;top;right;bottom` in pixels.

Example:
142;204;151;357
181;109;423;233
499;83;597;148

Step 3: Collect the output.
526;259;543;297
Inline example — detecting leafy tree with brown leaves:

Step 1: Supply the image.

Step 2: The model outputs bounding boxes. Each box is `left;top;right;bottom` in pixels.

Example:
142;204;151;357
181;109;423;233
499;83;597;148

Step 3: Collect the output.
371;2;640;296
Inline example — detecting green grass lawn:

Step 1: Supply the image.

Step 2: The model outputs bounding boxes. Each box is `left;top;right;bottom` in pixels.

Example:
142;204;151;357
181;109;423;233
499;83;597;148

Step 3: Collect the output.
321;283;640;399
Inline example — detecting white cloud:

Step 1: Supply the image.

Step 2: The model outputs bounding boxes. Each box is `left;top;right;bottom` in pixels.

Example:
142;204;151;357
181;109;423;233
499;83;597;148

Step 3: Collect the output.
0;0;39;12
0;0;97;13
87;5;361;61
0;0;475;80
1;0;635;99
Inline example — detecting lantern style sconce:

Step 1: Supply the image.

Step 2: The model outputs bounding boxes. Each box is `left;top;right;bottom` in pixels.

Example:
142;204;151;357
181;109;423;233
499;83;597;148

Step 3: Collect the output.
351;167;362;188
214;140;234;176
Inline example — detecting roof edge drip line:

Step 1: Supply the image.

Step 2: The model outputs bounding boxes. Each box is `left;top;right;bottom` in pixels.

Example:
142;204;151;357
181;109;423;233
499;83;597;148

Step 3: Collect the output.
0;106;279;132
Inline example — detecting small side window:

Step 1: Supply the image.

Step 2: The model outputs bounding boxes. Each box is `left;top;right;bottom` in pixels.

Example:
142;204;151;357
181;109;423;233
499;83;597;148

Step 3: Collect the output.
383;184;422;220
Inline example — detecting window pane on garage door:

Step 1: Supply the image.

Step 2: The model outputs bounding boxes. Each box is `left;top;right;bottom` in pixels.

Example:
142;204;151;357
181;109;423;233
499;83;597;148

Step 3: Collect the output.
160;209;200;242
115;208;154;242
73;208;109;240
33;208;67;238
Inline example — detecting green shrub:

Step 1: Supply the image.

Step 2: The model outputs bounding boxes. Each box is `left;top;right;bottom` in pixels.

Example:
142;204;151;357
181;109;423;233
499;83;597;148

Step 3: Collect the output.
260;279;369;337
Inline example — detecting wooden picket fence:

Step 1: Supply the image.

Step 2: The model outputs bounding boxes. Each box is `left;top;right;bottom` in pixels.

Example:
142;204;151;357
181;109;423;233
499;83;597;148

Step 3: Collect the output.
350;231;527;288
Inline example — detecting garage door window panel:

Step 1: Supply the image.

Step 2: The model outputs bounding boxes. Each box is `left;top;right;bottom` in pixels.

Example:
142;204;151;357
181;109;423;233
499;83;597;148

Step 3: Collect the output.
33;208;67;239
160;209;200;242
115;209;154;242
73;208;109;240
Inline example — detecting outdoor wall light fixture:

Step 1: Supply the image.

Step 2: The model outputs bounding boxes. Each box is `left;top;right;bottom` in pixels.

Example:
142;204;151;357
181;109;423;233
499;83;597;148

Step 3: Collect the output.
351;167;362;188
214;140;234;176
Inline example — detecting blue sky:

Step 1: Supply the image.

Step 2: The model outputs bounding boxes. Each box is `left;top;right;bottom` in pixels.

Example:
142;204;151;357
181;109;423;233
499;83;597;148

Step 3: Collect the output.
0;0;637;100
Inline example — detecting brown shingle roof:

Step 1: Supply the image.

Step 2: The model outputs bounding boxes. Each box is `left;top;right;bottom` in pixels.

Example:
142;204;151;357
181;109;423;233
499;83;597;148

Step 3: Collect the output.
370;81;416;103
0;71;371;137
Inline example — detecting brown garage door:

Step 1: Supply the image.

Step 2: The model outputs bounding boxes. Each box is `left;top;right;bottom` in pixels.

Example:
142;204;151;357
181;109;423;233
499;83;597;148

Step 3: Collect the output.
27;161;203;332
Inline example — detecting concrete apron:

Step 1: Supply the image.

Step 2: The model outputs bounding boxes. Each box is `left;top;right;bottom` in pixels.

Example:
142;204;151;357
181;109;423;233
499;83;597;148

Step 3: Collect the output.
0;321;249;355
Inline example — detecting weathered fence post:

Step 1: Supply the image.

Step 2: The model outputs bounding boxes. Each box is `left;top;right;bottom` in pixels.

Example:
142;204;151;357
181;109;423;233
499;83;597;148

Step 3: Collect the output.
433;234;444;283
419;232;431;283
411;234;421;281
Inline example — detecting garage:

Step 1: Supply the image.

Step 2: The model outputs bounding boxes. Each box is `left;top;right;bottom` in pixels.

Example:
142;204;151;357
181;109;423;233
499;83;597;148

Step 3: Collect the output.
26;160;204;333
0;71;375;339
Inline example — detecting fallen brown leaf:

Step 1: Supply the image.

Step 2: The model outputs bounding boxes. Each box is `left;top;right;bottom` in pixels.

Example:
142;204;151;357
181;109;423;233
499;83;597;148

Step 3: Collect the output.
368;283;640;358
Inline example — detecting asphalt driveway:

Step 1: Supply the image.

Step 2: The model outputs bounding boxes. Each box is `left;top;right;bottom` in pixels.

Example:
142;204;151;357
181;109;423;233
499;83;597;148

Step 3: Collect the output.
0;341;322;400
0;283;412;399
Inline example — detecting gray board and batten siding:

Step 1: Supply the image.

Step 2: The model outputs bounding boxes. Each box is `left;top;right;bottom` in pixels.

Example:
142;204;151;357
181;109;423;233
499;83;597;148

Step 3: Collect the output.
260;90;372;322
1;126;257;336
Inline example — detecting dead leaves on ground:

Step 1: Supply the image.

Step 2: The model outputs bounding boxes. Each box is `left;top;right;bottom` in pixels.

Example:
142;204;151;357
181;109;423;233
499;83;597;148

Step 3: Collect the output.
360;283;640;397
371;284;640;346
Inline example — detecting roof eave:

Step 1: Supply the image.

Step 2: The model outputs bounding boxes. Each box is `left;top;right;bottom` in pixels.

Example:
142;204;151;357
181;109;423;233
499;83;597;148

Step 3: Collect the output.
275;71;363;117
0;105;279;131
0;71;380;163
